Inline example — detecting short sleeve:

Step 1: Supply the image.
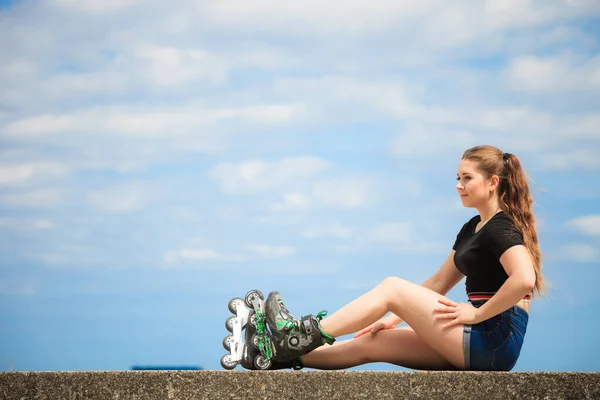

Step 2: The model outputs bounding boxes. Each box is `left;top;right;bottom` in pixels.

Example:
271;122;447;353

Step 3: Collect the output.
452;222;469;250
484;216;524;259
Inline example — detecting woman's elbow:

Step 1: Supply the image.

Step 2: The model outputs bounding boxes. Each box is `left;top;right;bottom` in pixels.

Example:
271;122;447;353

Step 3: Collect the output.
521;274;536;292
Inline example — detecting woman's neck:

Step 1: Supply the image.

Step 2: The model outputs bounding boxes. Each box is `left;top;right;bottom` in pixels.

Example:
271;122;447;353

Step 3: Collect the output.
477;199;502;223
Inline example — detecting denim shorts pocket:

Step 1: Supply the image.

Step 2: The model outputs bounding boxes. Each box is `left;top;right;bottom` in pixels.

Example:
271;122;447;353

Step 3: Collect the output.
502;316;525;339
490;331;518;371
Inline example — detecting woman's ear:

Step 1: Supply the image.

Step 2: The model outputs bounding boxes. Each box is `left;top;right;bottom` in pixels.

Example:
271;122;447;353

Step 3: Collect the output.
489;175;500;192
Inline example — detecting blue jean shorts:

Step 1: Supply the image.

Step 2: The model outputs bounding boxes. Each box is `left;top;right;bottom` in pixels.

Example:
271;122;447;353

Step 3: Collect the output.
463;302;529;371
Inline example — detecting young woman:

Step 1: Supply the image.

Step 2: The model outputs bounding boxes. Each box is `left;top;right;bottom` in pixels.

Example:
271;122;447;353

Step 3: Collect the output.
260;145;545;371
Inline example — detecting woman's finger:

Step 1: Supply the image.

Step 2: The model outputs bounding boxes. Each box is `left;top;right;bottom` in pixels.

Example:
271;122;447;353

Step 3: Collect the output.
436;313;457;320
353;328;369;338
437;298;457;307
443;319;462;329
433;306;455;313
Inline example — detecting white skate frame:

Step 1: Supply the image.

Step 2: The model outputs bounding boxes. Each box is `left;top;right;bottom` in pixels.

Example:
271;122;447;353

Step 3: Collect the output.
222;293;267;369
228;300;251;363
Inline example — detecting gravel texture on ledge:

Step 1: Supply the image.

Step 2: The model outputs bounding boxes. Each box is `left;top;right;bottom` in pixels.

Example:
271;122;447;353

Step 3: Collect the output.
1;370;599;400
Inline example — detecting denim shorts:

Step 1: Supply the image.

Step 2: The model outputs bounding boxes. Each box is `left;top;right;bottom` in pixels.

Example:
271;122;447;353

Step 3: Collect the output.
463;301;529;371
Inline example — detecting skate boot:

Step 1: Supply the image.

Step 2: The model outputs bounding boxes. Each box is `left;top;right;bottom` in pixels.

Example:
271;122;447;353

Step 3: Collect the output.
221;290;274;370
239;310;300;370
266;291;335;363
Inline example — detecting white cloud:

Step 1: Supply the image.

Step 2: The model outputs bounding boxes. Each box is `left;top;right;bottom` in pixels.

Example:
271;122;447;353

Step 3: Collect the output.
199;0;600;46
391;125;475;158
557;244;598;263
163;247;247;266
135;45;228;87
0;162;67;185
0;217;54;230
565;114;600;138
52;0;143;14
164;242;295;267
311;177;376;209
302;224;355;239
0;189;61;208
539;149;600;170
165;248;218;263
87;184;149;213
364;222;413;244
244;244;295;258
273;193;313;211
506;54;600;92
35;244;90;267
3;103;302;138
0;281;36;296
269;175;381;211
209;157;332;194
264;262;339;275
566;215;600;236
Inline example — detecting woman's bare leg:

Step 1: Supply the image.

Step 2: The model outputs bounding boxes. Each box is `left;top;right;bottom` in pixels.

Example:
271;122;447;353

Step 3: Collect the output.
318;277;465;368
301;327;456;370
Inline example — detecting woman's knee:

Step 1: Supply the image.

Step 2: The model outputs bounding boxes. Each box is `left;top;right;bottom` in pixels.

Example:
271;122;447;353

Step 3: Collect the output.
379;277;410;307
380;276;408;290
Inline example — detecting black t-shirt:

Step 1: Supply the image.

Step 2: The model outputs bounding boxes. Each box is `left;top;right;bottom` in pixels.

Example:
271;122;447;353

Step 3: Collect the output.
453;211;524;295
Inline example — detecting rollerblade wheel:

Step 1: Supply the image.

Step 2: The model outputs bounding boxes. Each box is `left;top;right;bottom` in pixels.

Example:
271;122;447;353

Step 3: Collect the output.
250;333;260;349
244;290;264;309
228;297;245;314
220;354;238;370
222;334;234;351
253;354;272;370
248;311;257;328
225;316;236;333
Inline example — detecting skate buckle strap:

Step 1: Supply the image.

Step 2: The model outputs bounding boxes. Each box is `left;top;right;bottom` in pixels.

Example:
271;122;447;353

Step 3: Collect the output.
300;311;327;334
301;315;314;335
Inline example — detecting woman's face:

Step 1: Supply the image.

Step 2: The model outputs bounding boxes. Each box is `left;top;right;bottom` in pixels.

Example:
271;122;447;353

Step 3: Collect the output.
456;159;495;208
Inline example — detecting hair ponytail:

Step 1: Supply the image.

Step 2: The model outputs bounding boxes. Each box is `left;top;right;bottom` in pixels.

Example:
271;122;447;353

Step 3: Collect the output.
462;146;545;297
499;153;545;296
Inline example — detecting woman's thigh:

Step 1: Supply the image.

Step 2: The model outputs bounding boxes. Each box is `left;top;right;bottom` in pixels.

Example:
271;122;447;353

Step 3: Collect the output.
380;277;466;368
302;327;456;370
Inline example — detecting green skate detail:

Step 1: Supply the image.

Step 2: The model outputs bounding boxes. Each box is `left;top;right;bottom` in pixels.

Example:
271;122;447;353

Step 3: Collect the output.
253;304;273;361
314;310;335;345
276;319;295;331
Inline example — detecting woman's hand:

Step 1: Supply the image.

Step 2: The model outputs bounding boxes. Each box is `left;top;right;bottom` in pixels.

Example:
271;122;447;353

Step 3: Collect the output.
354;317;399;338
434;298;481;328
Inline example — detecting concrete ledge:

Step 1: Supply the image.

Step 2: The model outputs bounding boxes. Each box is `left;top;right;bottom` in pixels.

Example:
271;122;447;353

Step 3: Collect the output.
1;370;599;400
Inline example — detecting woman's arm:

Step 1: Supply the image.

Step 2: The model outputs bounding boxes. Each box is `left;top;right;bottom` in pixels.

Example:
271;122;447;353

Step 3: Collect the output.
472;245;536;322
423;250;465;295
387;251;464;324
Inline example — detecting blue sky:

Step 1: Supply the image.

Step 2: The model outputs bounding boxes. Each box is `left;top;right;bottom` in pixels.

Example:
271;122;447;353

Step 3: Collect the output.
1;0;599;372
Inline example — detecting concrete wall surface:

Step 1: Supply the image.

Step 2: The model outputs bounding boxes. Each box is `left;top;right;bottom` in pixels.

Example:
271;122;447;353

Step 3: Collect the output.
1;370;599;400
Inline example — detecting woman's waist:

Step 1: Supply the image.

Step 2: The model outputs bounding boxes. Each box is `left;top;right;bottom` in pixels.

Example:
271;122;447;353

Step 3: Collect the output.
467;292;531;314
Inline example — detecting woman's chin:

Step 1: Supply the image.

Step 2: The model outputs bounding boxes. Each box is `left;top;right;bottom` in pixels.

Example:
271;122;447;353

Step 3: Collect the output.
459;197;473;207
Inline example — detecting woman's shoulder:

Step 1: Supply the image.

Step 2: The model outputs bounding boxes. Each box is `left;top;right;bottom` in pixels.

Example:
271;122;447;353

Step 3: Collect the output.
489;211;518;228
465;214;480;228
485;211;523;237
457;215;480;235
